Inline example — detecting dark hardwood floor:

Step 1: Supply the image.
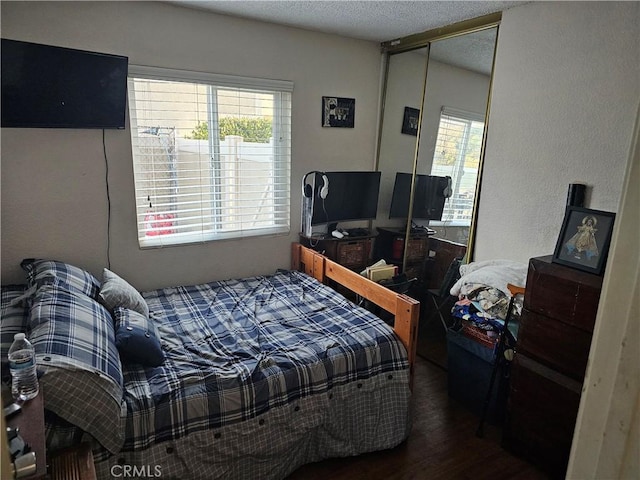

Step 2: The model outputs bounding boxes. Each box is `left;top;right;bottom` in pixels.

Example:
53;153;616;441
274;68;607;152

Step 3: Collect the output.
416;308;450;369
287;356;549;480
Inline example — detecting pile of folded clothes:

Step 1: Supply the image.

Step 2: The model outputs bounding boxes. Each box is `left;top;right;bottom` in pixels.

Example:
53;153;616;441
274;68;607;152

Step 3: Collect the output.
448;259;528;348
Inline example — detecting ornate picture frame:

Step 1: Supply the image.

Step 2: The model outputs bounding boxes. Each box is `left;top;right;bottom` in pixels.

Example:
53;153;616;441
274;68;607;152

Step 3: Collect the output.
552;206;616;275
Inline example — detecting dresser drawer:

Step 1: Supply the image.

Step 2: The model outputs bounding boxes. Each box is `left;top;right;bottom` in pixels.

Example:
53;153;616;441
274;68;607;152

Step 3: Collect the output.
504;354;582;479
524;256;602;331
508;354;582;432
518;309;593;380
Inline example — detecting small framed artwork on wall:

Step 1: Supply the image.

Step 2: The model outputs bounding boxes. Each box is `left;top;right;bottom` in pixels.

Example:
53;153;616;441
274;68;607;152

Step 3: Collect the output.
552;206;616;275
401;107;420;136
322;96;355;128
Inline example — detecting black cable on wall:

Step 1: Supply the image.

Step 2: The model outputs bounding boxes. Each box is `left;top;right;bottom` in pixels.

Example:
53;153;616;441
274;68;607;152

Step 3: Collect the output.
102;129;112;270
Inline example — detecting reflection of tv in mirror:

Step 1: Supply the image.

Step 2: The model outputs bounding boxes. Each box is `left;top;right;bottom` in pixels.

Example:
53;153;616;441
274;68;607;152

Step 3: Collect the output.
311;171;381;226
389;172;448;221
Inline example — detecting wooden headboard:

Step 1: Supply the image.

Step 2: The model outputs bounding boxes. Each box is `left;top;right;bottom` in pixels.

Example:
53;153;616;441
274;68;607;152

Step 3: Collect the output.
291;242;420;389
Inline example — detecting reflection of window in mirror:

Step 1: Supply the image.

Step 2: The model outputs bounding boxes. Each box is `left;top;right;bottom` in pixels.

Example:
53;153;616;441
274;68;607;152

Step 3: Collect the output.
430;107;485;225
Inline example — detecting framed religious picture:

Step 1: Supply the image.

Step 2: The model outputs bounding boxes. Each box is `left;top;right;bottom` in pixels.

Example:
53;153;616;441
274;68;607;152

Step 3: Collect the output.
552;206;616;275
401;107;420;136
322;96;355;128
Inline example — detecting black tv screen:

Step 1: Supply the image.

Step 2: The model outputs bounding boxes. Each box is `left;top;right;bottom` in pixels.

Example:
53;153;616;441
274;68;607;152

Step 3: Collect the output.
1;38;128;129
311;171;381;226
389;172;448;221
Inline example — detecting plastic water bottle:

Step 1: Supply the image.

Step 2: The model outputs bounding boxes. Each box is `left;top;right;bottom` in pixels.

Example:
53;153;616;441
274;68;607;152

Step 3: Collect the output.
8;333;39;401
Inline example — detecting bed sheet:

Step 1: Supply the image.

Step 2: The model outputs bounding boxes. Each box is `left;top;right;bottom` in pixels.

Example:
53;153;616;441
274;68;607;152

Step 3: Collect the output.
120;269;410;452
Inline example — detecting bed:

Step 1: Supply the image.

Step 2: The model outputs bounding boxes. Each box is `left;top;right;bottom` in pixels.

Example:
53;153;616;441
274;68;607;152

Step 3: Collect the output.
1;243;419;480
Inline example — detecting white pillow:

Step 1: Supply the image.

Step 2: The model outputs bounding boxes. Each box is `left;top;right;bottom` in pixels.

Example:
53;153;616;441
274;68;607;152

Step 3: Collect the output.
99;268;149;318
450;260;528;297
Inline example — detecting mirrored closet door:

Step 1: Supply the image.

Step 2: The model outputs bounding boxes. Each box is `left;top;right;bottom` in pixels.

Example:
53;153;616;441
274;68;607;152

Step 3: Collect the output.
373;14;501;367
374;13;500;278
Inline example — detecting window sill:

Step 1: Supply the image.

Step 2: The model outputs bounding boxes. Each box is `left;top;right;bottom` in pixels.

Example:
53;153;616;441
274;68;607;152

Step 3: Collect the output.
429;220;471;228
138;226;290;249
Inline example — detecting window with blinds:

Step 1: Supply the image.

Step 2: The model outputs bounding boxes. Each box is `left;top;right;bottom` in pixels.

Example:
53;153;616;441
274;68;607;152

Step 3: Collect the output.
430;107;485;225
127;66;292;248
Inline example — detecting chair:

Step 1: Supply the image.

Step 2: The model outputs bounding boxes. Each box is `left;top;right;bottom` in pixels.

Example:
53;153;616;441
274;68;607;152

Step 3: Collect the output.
423;257;463;332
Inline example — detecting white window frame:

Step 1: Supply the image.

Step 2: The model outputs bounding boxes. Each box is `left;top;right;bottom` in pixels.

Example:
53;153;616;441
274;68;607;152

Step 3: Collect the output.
128;65;292;248
429;106;485;227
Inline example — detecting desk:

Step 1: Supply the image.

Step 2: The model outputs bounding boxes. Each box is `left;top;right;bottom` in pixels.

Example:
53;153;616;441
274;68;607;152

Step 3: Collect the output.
299;233;375;272
373;227;432;281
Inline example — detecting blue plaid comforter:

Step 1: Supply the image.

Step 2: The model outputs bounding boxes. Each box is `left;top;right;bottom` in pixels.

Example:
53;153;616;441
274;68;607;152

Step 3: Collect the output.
122;270;409;451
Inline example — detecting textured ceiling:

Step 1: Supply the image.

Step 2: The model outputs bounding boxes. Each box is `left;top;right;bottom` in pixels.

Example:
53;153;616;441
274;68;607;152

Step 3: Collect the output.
430;27;498;75
168;1;519;75
167;1;526;42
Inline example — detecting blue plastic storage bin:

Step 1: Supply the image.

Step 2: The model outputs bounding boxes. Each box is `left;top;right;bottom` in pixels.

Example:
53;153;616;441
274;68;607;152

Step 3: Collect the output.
446;327;509;425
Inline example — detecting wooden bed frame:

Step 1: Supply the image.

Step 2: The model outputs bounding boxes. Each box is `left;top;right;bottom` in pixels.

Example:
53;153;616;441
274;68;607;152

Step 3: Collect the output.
291;242;420;388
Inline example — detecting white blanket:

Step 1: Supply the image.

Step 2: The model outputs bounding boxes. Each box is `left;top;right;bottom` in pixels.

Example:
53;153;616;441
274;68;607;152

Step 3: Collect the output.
450;259;528;297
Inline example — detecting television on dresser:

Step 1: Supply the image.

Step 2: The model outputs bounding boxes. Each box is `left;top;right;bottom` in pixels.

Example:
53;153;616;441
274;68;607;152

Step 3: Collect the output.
1;38;128;129
310;171;381;229
389;172;449;221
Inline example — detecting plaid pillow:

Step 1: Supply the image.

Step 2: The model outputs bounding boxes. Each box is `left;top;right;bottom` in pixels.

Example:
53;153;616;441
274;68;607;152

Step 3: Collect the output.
29;284;122;387
29;283;125;453
21;258;101;299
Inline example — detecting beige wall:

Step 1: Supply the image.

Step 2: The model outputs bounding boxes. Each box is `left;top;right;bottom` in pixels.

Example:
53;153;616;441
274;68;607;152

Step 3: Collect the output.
0;1;382;290
475;1;639;264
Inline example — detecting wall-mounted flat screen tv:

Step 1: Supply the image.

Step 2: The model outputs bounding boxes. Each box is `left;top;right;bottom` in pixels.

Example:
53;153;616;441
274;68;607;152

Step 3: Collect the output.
389;172;448;221
311;171;381;226
1;38;128;129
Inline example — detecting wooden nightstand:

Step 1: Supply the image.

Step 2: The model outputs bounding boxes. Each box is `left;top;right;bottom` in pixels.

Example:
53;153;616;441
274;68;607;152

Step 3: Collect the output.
6;394;47;479
6;393;96;480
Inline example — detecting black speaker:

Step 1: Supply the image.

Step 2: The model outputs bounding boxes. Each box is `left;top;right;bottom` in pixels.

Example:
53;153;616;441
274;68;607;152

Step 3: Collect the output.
567;183;586;208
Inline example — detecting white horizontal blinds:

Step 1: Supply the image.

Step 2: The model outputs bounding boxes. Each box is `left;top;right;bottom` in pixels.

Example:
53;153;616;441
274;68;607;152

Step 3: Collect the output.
128;66;292;247
430;107;485;224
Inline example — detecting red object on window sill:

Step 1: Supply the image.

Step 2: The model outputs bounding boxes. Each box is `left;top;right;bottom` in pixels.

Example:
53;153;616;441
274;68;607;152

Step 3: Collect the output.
144;212;175;236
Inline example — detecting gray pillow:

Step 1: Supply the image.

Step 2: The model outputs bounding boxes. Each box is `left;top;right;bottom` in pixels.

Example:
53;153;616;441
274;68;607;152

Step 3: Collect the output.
98;269;149;318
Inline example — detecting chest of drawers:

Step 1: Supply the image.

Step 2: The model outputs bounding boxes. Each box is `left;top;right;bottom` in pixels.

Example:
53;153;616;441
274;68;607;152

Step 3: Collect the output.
503;256;603;479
